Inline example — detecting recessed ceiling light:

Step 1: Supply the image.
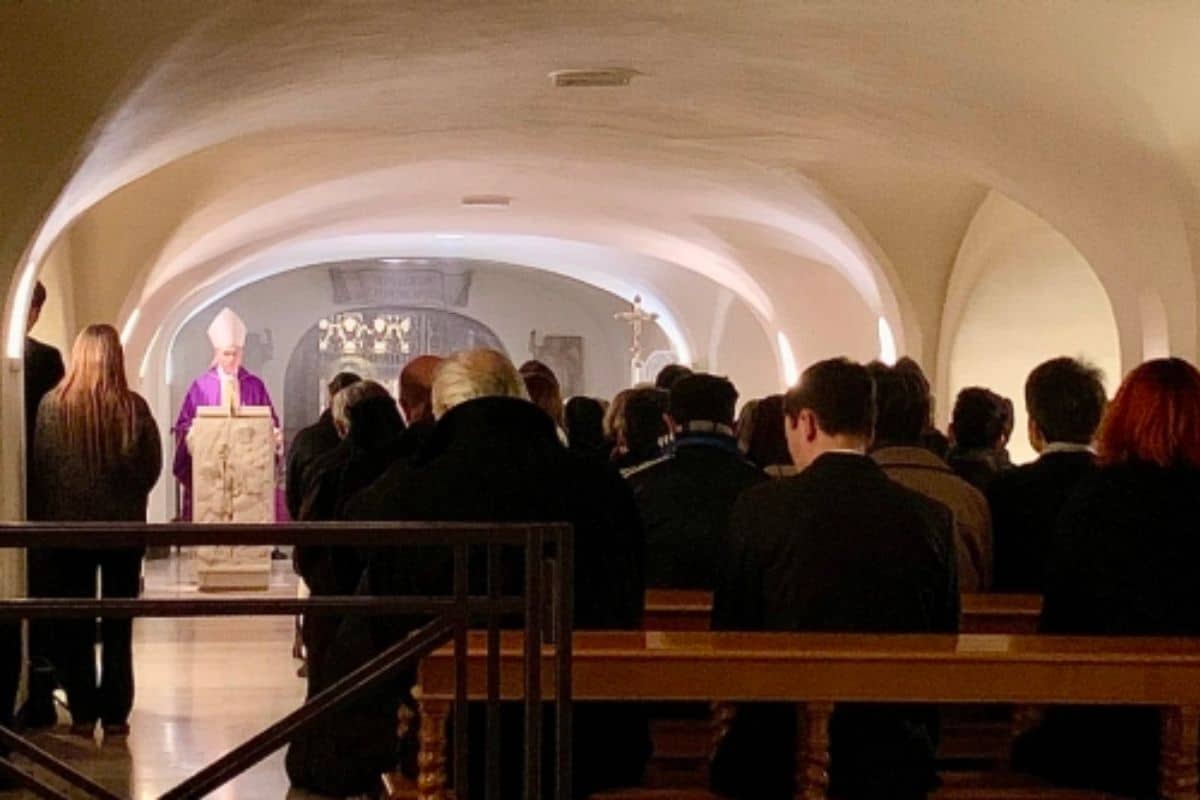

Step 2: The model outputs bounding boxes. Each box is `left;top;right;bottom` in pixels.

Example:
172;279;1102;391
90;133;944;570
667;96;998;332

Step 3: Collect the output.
461;194;511;208
549;68;640;88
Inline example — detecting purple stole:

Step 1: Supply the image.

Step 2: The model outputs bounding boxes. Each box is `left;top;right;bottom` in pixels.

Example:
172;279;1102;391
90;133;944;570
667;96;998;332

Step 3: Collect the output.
172;367;288;521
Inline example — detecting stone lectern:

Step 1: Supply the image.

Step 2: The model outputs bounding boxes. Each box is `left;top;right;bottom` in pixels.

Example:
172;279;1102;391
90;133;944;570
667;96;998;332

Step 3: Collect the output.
189;405;275;590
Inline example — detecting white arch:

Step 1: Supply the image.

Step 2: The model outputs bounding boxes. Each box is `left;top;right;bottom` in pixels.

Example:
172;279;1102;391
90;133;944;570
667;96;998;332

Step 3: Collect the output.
128;233;707;386
937;191;1122;464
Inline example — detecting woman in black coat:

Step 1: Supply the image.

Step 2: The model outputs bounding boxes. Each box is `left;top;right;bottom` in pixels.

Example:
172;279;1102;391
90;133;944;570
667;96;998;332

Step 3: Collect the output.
1015;358;1200;797
31;324;162;738
294;383;409;690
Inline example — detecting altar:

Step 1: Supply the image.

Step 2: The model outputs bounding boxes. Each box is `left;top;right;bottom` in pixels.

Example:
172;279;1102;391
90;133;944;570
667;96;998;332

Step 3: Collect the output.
189;405;276;590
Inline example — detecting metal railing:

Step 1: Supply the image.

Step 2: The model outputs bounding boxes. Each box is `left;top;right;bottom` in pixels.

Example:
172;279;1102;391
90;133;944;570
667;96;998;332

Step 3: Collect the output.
0;521;574;800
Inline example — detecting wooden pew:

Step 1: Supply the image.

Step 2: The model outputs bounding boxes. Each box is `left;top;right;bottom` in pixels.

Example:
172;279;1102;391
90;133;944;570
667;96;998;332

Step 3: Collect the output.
640;592;1045;772
643;590;1044;635
414;631;1200;800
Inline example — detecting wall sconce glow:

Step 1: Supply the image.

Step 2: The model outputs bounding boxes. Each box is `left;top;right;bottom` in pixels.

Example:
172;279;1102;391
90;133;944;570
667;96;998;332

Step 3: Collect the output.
777;331;799;388
877;317;898;365
120;308;141;346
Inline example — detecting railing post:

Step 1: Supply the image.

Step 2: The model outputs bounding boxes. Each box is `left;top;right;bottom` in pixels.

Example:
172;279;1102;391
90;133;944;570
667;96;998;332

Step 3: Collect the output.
453;543;470;800
486;543;502;800
554;526;573;800
1160;704;1200;800
418;697;451;800
795;702;833;800
523;526;544;800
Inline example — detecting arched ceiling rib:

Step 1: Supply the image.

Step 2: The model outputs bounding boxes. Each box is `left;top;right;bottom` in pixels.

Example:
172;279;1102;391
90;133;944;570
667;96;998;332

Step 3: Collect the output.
63;131;917;380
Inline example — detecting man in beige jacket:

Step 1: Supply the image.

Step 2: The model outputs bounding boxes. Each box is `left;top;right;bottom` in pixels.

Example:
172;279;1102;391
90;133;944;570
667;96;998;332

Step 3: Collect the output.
868;362;993;592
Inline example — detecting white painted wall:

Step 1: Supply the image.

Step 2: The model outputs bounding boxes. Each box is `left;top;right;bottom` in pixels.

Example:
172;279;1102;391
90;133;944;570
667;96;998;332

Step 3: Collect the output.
169;262;653;407
942;193;1121;464
716;299;780;404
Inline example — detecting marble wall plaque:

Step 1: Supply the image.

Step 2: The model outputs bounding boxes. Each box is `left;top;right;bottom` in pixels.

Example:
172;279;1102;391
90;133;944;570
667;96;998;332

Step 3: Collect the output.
329;267;471;308
531;334;584;397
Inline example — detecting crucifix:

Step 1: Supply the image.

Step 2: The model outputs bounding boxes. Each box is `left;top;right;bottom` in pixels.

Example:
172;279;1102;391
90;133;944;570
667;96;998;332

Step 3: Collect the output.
614;294;658;385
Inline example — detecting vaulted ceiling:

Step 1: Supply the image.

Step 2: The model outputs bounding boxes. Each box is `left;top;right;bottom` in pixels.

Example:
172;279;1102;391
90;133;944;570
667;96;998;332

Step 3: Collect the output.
3;1;1199;377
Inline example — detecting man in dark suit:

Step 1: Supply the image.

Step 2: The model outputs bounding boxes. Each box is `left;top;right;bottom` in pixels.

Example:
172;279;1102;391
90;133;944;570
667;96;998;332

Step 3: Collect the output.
988;357;1106;593
284;371;360;520
23;281;65;511
627;373;767;589
713;357;959;800
20;281;66;729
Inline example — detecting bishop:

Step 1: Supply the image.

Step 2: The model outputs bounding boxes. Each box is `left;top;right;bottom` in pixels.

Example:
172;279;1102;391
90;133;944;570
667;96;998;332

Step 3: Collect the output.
172;308;285;521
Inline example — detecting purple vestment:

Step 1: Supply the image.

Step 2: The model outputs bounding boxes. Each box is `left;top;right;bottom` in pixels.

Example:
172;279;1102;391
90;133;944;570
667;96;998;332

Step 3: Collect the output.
172;366;288;521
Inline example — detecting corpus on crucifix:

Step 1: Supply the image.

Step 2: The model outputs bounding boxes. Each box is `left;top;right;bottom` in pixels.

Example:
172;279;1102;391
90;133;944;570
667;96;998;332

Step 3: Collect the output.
614;294;659;385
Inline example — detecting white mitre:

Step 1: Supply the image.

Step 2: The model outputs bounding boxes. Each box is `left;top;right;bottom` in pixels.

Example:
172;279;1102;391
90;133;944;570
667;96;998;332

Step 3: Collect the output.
207;307;247;350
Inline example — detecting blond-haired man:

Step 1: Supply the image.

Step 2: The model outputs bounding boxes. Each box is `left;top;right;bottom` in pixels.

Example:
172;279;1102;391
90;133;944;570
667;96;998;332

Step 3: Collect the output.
289;349;649;798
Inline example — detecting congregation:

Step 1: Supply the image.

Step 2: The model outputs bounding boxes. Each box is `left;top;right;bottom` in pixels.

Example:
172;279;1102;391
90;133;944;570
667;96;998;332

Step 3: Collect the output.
17;278;1200;800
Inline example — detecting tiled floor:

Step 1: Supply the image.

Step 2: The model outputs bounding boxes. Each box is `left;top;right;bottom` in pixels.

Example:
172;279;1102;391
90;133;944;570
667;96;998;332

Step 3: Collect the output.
2;553;326;799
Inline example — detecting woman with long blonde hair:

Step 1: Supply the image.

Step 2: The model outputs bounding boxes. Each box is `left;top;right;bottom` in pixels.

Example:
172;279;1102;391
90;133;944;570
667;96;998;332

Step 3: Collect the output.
30;324;162;739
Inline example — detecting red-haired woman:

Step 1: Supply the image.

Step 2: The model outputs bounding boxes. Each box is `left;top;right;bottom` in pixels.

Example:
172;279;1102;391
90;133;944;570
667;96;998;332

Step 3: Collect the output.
30;324;162;739
1015;358;1200;796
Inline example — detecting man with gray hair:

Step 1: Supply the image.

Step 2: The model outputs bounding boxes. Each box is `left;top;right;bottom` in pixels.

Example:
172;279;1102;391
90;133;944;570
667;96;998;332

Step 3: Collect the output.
293;349;648;798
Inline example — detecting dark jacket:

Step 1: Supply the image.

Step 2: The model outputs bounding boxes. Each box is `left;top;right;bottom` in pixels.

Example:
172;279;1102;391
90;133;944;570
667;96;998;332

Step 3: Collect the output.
295;400;419;525
987;449;1095;593
293;397;412;708
349;398;644;629
24;336;64;508
289;397;648;798
30;392;162;523
713;452;958;800
946;447;1009;493
1016;461;1200;797
285;410;341;520
295;400;422;594
626;432;767;589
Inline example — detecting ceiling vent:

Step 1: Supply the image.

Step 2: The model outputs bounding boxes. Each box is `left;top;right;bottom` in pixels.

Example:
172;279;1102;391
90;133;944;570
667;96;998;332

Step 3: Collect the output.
549;68;640;88
460;194;512;208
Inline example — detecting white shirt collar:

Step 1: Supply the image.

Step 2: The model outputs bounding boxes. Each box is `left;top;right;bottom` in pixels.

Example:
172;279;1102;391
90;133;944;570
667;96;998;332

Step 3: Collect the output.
1041;442;1096;456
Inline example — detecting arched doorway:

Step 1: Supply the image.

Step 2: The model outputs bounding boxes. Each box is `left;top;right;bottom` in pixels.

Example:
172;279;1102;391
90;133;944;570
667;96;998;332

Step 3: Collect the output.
281;306;505;443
